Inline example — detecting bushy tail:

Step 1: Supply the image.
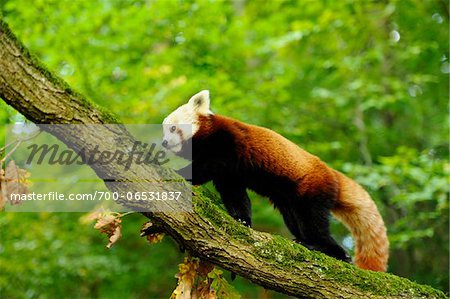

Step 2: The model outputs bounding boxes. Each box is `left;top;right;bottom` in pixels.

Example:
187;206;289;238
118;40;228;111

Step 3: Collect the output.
331;171;389;272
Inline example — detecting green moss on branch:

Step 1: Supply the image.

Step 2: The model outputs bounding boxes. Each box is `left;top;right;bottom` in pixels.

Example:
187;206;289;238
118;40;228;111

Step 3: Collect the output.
0;17;446;299
192;188;446;298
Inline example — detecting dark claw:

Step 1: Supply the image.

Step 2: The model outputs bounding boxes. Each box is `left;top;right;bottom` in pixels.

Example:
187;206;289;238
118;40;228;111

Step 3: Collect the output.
237;218;252;227
231;272;236;281
342;252;352;264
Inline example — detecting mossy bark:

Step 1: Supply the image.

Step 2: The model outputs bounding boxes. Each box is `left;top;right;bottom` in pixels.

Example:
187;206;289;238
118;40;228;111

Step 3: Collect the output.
0;19;446;299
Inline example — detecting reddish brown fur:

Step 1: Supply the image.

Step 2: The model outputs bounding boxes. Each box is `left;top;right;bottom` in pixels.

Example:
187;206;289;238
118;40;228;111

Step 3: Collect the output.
190;114;389;271
332;171;389;271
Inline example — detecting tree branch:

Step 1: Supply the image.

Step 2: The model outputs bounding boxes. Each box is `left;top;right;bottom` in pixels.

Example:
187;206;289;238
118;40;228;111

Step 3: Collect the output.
0;19;445;298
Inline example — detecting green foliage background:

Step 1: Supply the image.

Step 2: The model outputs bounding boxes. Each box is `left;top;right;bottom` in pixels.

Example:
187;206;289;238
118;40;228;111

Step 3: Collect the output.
0;0;448;298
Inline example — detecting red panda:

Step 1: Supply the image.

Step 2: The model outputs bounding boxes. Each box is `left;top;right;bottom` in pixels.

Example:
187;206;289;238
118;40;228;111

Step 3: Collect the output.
162;90;389;272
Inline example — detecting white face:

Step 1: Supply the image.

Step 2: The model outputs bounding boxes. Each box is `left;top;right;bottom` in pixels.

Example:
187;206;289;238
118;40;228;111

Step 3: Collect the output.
162;90;213;153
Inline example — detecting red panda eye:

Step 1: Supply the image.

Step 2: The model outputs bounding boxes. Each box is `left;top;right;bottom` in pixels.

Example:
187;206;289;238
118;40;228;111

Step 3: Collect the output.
170;125;176;133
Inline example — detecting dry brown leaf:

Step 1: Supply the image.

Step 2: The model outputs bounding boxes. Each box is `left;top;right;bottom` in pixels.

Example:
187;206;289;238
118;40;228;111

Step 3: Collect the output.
171;256;218;299
93;213;122;249
195;260;217;299
171;256;199;299
2;161;30;206
106;226;122;249
94;214;117;230
140;221;165;244
5;160;19;196
146;232;165;244
195;283;217;299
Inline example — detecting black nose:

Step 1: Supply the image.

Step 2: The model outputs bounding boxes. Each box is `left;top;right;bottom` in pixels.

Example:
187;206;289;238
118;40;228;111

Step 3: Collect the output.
162;140;168;148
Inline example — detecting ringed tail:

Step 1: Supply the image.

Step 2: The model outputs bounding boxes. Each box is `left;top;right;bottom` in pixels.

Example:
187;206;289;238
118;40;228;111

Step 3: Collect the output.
331;171;389;271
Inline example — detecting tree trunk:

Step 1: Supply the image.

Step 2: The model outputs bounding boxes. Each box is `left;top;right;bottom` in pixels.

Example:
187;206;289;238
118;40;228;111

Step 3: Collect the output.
0;19;446;299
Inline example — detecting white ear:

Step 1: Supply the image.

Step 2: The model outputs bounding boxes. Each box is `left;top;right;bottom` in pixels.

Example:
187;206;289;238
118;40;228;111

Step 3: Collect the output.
188;90;211;114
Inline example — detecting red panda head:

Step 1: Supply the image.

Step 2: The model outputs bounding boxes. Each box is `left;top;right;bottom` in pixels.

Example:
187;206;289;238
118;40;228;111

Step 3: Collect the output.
162;90;213;152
